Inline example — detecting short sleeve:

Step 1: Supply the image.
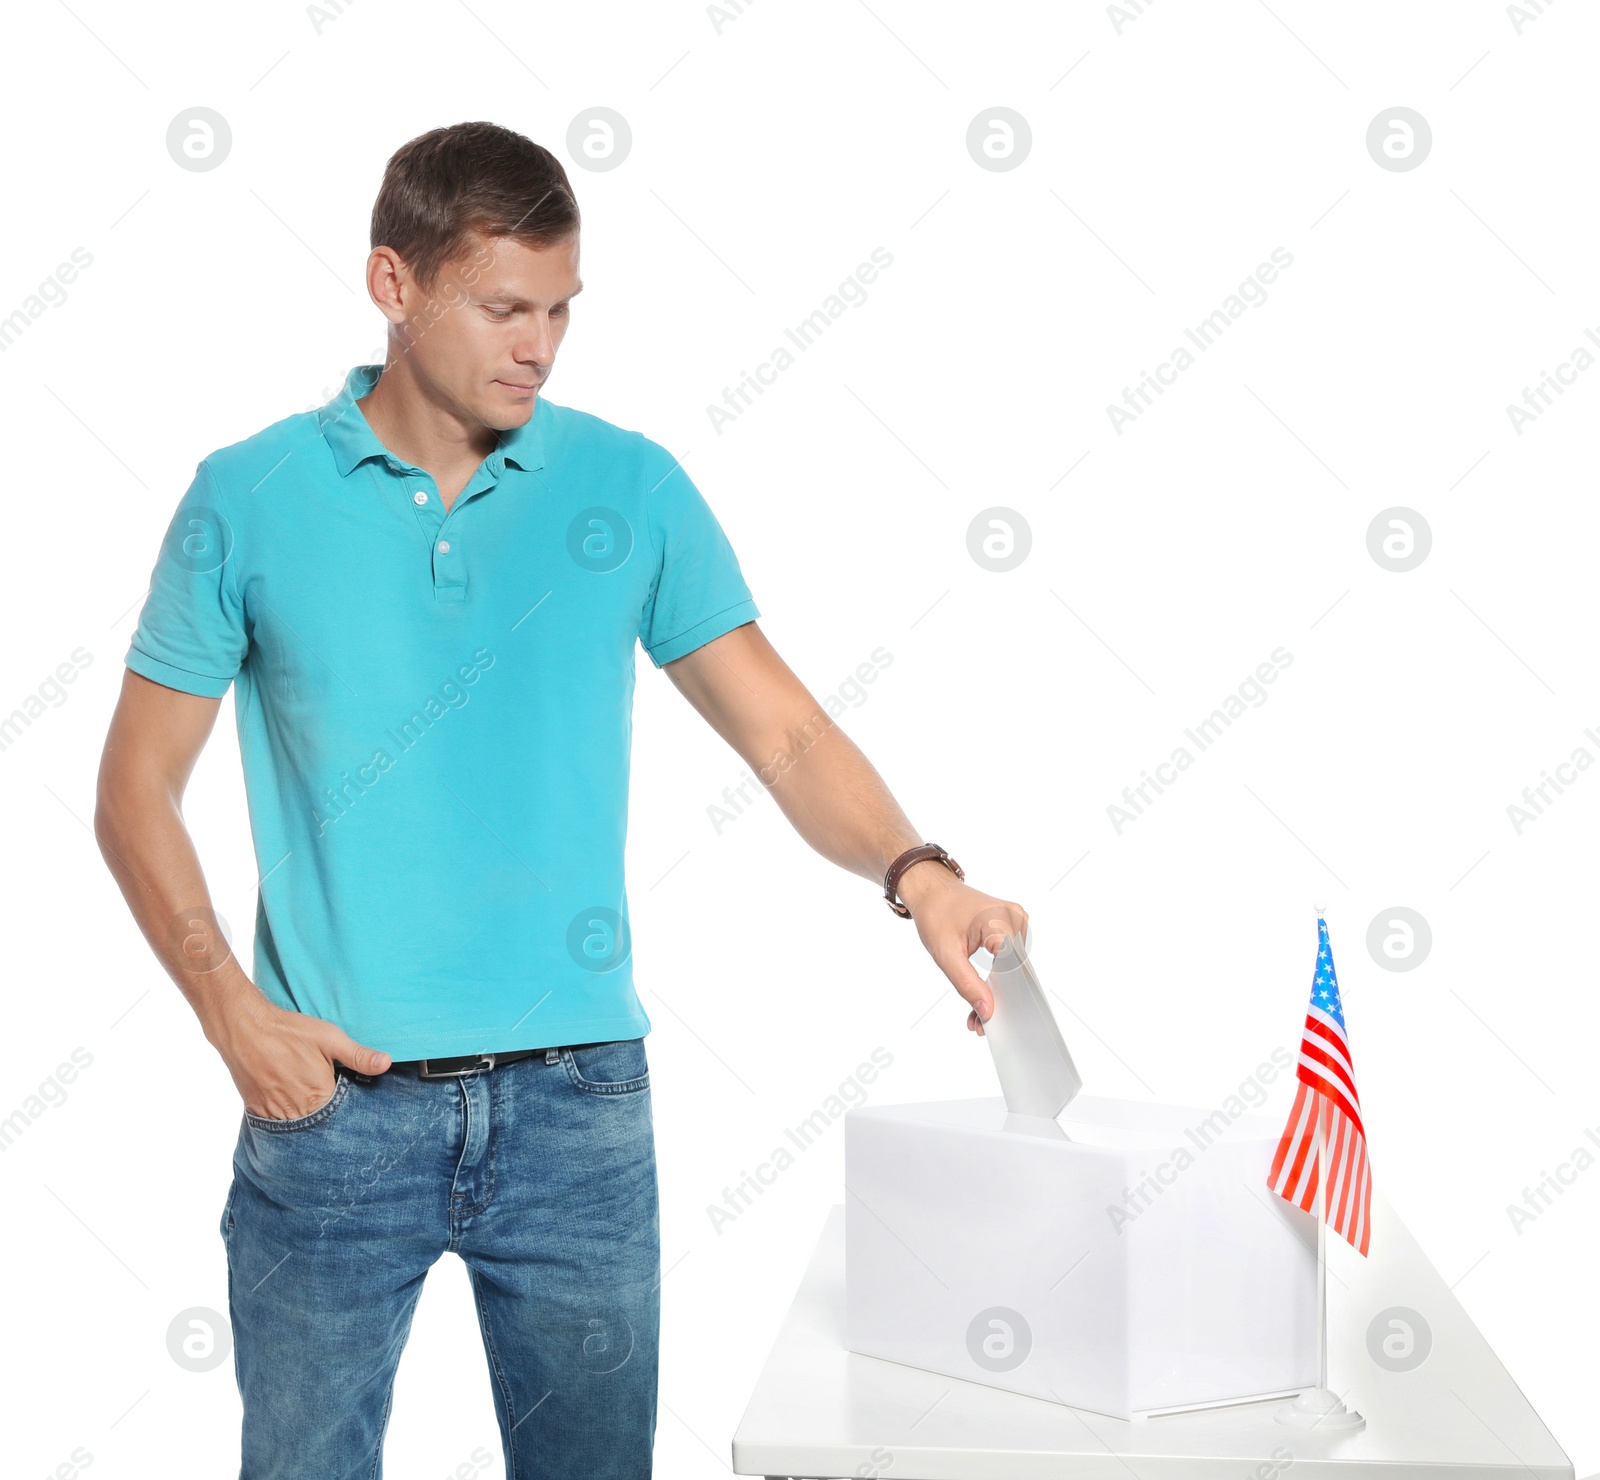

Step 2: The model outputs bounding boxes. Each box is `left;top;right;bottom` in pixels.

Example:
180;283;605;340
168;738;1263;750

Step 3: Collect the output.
637;442;759;667
124;459;248;698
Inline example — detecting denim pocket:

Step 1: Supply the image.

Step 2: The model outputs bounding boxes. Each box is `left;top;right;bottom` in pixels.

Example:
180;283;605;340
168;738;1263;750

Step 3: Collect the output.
243;1071;351;1132
563;1039;650;1096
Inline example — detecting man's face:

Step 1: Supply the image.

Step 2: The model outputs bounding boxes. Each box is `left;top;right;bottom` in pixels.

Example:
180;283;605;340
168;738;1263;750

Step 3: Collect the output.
397;230;582;431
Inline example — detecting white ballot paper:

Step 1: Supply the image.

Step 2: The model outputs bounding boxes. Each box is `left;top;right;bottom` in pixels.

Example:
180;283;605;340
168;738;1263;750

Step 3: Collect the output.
982;932;1083;1117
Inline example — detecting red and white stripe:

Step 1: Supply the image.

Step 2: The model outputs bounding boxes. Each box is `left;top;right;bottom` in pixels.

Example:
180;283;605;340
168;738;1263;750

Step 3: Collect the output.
1268;1006;1372;1257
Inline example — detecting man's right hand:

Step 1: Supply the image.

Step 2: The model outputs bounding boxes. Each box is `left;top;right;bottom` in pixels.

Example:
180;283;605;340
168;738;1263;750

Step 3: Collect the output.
210;995;391;1121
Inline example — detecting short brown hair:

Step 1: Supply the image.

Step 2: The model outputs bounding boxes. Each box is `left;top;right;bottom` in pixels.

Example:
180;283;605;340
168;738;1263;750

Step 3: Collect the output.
370;121;580;291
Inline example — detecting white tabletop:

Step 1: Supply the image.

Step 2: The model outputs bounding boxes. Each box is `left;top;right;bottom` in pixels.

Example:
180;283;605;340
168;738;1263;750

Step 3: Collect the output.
732;1198;1573;1479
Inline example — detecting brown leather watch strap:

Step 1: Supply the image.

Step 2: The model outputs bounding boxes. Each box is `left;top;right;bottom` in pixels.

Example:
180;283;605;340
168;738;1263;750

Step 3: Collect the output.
883;843;964;918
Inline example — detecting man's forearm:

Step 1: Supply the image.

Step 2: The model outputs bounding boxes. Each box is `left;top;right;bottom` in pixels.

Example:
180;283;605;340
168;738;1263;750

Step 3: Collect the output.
662;622;988;924
94;777;266;1044
664;623;1024;1025
752;709;959;912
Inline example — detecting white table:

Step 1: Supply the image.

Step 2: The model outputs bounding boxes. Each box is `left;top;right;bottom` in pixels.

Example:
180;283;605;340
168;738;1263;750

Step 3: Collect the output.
732;1200;1574;1479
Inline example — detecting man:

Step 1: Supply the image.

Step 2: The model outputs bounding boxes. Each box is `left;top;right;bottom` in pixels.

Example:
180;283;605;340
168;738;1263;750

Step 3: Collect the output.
95;120;1028;1478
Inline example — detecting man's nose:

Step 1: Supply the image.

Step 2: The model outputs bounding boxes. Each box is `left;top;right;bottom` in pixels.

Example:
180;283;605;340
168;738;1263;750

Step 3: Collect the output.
516;315;557;366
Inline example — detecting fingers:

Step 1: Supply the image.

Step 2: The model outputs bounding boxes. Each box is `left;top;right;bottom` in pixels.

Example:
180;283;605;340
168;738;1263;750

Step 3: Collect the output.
319;1025;392;1075
256;1074;339;1121
956;900;1030;1020
241;1046;340;1119
929;892;1030;1042
937;945;993;1032
972;905;1029;956
965;902;1030;1035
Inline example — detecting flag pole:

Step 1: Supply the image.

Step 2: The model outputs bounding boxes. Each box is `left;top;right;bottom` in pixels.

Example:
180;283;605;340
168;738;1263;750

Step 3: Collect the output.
1276;903;1365;1431
1316;1088;1329;1392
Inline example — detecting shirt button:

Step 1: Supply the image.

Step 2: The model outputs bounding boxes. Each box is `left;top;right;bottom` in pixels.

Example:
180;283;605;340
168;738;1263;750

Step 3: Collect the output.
413;490;428;505
438;540;451;553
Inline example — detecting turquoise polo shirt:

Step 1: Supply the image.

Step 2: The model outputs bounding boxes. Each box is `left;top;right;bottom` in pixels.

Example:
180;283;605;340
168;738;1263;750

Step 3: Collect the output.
125;364;759;1059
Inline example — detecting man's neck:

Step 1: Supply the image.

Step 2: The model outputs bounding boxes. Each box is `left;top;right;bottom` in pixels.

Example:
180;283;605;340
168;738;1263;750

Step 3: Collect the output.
357;360;498;502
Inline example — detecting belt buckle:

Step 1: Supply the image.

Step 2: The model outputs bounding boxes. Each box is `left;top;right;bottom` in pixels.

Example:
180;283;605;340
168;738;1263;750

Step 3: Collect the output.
417;1053;496;1080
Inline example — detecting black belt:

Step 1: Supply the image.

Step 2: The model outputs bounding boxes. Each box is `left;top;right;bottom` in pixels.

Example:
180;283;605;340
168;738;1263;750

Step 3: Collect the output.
385;1047;555;1080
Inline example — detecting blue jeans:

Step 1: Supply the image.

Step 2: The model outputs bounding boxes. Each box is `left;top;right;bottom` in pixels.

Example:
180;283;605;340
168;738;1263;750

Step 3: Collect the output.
221;1039;659;1478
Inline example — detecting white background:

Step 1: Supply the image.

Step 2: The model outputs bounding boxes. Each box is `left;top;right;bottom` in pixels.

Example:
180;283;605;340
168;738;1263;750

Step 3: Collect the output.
2;0;1597;1475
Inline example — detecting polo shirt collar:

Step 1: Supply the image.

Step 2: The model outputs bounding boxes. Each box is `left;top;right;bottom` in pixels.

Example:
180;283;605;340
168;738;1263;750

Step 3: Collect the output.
316;363;546;478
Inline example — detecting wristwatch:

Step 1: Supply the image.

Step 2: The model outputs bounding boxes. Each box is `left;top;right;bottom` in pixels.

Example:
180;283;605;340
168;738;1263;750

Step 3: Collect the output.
883;843;964;918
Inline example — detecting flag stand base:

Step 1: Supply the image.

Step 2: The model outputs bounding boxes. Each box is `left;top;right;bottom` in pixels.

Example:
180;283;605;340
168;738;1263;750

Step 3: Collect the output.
1274;1387;1367;1430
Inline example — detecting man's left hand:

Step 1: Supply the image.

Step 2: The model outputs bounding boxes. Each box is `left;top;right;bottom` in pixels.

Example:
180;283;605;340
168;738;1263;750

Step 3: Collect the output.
896;862;1030;1037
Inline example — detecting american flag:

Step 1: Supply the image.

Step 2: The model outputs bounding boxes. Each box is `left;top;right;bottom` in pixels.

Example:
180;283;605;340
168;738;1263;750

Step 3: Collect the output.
1267;915;1372;1257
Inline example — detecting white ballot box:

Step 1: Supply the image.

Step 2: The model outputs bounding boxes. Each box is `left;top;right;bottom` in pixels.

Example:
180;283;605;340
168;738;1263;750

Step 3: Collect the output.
844;1094;1319;1421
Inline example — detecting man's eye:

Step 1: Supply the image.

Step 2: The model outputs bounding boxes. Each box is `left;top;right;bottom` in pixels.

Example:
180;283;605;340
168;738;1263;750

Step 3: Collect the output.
484;307;511;320
552;303;570;316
